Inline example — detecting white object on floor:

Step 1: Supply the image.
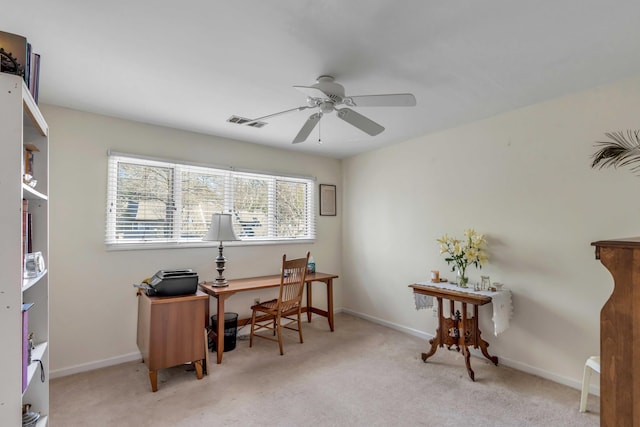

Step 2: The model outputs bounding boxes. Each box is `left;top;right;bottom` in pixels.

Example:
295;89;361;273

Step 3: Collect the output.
579;356;600;413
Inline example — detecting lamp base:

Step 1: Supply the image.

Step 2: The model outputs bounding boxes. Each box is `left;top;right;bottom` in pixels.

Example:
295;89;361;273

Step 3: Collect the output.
211;243;229;287
211;278;229;287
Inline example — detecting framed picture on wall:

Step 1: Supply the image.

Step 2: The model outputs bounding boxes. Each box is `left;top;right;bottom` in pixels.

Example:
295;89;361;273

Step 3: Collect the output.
319;184;336;216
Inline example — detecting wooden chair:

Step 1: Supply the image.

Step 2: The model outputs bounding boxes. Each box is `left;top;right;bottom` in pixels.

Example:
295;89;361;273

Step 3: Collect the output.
249;252;310;355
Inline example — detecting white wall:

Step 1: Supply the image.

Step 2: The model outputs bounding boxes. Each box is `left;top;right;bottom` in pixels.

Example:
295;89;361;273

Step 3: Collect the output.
41;106;342;376
341;74;640;388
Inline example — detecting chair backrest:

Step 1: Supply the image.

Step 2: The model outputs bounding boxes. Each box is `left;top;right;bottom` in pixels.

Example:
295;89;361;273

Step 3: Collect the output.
277;252;310;312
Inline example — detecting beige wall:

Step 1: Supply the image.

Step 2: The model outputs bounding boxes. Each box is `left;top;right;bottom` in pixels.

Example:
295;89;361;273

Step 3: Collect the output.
44;72;640;389
341;74;640;389
42;106;342;376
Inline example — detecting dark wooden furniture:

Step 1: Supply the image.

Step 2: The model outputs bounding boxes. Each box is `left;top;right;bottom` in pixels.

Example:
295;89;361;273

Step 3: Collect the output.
200;271;338;364
591;238;640;426
409;283;498;381
250;253;309;354
136;291;209;392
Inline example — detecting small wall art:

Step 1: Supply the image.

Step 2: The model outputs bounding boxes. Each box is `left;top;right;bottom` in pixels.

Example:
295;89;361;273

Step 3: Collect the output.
319;184;336;216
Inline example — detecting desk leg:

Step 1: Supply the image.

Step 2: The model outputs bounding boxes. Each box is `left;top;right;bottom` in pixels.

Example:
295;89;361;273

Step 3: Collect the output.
468;304;498;367
446;300;457;351
148;370;158;392
422;297;444;362
327;279;334;332
203;328;210;375
306;281;313;323
194;360;203;380
305;279;335;331
461;302;475;381
215;295;228;364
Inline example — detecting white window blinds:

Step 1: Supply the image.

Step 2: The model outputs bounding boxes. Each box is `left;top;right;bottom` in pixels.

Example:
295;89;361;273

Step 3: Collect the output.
106;153;315;247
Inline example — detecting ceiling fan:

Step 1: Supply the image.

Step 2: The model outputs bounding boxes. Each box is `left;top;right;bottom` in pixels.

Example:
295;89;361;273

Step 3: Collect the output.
245;76;417;144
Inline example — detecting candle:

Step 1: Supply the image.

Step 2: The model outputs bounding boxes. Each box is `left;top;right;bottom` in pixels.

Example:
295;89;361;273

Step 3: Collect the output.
431;270;439;282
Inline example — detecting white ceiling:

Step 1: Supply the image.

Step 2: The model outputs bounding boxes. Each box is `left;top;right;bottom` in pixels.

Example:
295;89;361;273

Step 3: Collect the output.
4;1;640;159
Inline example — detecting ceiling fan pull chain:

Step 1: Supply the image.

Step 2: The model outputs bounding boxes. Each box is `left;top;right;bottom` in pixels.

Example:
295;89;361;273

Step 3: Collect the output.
318;119;322;144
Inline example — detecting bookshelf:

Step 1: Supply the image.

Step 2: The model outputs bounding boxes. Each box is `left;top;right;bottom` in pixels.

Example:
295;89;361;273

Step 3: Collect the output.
0;73;49;426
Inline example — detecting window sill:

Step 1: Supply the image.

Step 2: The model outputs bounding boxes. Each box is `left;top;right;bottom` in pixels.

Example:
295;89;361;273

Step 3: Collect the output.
105;239;315;251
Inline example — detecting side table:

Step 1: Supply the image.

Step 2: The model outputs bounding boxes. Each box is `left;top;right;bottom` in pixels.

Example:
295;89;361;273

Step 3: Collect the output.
410;283;499;381
136;291;208;392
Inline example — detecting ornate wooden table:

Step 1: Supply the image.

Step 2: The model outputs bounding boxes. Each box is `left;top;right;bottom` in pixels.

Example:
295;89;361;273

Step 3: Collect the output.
409;283;499;381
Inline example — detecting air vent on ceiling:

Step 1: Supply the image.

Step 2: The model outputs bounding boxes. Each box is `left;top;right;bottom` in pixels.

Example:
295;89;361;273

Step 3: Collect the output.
227;115;267;128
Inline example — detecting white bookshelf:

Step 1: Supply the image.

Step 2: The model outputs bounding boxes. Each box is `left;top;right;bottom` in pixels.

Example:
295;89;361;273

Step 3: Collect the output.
0;73;49;425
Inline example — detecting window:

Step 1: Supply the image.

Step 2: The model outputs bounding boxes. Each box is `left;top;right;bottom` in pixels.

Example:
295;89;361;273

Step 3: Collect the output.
106;153;315;247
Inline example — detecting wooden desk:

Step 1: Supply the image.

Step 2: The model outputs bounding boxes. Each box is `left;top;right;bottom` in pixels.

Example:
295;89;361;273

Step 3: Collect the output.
199;272;338;364
136;291;209;392
592;238;640;426
409;283;499;381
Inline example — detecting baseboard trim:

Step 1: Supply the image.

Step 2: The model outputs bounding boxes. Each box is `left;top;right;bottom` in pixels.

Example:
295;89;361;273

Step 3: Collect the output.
341;308;600;396
50;351;142;379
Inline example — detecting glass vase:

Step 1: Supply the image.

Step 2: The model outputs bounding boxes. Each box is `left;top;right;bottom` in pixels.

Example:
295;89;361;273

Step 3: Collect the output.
456;267;469;288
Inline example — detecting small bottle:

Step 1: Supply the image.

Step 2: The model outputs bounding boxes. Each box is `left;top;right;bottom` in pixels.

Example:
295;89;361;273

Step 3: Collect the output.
307;256;315;274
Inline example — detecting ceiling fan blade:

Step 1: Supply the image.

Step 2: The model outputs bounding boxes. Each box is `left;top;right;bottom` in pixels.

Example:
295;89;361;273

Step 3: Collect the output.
335;108;384;136
246;105;311;125
292;112;322;144
293;85;329;99
347;93;416;107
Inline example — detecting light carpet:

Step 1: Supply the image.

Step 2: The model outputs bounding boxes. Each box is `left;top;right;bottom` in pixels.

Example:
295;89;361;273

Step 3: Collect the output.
49;313;599;426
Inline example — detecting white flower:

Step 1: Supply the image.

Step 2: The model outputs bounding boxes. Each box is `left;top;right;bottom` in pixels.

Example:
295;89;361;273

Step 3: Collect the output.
437;229;488;273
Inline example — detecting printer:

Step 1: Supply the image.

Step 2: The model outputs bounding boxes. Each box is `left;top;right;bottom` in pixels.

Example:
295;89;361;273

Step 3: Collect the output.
135;269;199;297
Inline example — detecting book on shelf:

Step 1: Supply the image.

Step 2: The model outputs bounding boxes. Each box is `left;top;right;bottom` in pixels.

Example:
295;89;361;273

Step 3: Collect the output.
22;199;27;277
22;199;33;281
30;51;41;102
26;213;33;253
27;47;41;102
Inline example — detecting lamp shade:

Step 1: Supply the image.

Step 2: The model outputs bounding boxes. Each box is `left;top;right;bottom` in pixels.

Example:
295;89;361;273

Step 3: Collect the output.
203;213;239;242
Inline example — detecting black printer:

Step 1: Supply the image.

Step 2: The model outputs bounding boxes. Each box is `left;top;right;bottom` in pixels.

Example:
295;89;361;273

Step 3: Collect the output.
135;269;199;297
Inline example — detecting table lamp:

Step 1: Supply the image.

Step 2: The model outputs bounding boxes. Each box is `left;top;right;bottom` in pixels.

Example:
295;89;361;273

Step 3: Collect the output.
203;213;239;287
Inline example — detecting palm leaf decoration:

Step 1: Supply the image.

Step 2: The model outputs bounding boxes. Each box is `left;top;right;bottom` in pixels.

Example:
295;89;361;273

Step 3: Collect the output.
591;130;640;174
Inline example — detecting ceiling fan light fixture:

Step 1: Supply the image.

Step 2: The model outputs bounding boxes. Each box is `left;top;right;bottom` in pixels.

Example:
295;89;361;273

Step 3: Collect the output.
319;101;335;114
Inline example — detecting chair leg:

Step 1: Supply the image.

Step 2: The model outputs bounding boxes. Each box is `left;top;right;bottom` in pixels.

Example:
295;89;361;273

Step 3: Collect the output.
297;309;304;344
579;361;593;412
276;314;284;355
249;309;256;348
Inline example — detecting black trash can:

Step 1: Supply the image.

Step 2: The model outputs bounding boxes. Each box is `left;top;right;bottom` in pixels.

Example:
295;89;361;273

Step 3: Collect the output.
210;312;239;352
